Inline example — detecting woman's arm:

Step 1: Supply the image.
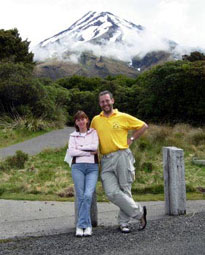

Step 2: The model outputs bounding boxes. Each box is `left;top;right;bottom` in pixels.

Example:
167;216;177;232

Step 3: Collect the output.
79;130;99;151
68;136;91;157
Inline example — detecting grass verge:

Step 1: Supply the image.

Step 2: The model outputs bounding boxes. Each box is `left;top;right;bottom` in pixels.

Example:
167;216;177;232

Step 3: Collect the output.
0;115;65;148
0;124;204;201
0;129;51;148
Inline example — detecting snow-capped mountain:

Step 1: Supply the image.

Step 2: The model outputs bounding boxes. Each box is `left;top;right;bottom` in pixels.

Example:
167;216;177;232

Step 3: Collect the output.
33;11;178;80
40;11;144;47
34;11;175;63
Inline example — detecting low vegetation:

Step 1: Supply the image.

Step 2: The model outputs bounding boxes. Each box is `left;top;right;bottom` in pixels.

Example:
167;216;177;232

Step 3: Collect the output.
0;124;204;201
0;114;60;148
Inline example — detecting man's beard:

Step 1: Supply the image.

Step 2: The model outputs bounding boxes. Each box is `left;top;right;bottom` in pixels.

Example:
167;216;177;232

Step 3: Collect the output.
103;105;113;114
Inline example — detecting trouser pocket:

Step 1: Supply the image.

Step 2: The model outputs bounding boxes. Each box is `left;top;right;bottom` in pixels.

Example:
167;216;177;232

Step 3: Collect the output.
125;149;136;183
128;168;135;182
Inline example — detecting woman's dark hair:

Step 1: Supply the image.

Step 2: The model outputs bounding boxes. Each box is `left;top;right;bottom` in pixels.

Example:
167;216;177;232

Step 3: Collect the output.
74;111;90;132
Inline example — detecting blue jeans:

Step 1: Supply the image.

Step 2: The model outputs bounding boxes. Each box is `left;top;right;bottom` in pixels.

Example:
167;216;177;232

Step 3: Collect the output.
72;163;98;228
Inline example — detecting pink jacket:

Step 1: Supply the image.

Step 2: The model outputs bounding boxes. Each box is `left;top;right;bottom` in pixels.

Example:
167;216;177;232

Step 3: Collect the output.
67;128;99;164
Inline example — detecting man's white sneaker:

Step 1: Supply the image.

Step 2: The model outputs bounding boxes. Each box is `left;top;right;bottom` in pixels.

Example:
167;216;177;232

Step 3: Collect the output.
84;227;92;236
76;227;84;237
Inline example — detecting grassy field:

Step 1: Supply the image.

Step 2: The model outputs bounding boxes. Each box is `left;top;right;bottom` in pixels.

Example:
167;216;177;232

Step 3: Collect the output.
0;124;205;201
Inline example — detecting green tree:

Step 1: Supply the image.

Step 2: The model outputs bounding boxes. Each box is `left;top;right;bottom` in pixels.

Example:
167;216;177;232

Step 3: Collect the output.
0;28;34;67
66;89;99;123
0;62;32;113
57;75;102;91
0;62;68;120
182;51;205;62
136;60;205;125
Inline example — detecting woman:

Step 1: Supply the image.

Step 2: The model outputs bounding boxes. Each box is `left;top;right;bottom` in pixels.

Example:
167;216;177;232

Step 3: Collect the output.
65;111;99;237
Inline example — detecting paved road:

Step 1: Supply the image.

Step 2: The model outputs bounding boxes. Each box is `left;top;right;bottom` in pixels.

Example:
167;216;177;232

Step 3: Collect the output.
0;206;205;255
0;200;205;240
0;127;74;159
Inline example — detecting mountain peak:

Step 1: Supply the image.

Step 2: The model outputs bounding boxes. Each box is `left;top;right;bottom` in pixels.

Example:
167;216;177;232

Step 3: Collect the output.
39;11;143;47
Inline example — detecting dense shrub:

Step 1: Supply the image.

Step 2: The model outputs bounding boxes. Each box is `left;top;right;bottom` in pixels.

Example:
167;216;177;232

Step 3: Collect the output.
0;28;68;124
136;60;205;125
57;75;102;91
55;62;205;126
0;62;33;112
66;89;99;123
0;63;70;123
5;150;29;169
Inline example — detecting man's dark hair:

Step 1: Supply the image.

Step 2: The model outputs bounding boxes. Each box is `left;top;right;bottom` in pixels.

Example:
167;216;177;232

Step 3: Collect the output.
99;90;113;99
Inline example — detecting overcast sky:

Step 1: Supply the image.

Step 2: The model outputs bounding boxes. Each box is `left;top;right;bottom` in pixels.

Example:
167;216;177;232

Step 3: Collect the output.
1;0;205;50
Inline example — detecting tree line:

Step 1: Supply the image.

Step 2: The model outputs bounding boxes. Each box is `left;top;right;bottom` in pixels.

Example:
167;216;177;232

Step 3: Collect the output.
0;28;205;126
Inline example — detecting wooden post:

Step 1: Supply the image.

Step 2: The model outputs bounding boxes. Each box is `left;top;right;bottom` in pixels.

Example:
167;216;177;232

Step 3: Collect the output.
74;189;98;227
163;147;186;216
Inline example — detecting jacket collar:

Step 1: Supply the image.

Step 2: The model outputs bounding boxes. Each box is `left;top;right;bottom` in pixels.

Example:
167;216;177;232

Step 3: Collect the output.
70;128;94;137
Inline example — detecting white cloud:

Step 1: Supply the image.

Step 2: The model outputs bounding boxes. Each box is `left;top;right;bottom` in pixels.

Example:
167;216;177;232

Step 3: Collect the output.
33;25;173;63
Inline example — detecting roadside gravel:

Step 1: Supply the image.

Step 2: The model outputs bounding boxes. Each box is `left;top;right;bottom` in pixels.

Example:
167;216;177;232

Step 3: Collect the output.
0;211;205;255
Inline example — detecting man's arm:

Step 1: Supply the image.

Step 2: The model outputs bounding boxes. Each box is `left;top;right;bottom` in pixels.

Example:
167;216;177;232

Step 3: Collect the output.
127;123;148;146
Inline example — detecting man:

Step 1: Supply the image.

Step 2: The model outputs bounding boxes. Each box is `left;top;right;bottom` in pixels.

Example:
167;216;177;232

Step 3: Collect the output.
91;90;148;233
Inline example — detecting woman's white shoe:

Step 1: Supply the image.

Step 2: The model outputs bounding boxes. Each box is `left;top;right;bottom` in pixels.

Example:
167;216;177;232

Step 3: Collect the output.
76;227;84;237
84;227;92;236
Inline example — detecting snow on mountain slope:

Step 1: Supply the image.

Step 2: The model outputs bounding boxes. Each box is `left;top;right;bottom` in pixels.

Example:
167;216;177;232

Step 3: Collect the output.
40;11;143;47
33;11;175;63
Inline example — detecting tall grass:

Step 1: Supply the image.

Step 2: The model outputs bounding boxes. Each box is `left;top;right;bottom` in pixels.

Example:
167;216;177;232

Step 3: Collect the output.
0;114;64;131
130;124;205;195
0;124;204;201
0;114;64;148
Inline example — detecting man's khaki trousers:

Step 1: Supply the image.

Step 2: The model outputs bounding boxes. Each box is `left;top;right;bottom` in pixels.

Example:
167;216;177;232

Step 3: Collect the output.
101;149;143;226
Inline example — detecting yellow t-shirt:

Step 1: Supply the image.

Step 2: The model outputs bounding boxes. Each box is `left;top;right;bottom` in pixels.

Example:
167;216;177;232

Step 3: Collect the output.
91;109;145;155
